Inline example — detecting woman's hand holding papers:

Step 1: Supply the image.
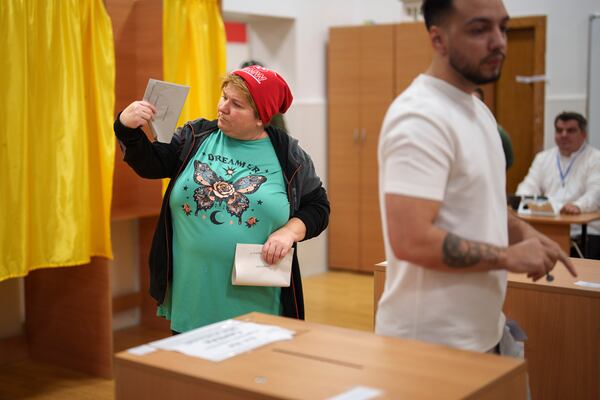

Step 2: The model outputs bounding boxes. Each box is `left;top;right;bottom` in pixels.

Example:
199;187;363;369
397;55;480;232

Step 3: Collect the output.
262;217;306;265
120;100;157;129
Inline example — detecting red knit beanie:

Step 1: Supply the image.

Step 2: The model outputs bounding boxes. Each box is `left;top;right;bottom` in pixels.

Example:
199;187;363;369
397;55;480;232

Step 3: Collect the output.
232;66;293;125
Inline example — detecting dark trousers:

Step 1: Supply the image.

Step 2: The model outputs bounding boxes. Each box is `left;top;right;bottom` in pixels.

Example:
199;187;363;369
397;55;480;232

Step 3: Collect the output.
570;234;600;260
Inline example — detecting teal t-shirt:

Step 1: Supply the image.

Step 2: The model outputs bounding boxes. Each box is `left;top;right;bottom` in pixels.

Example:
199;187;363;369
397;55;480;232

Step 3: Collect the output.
158;130;290;332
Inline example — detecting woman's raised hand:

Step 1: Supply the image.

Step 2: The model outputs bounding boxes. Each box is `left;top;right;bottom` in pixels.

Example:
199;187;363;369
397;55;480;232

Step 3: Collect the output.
119;100;157;129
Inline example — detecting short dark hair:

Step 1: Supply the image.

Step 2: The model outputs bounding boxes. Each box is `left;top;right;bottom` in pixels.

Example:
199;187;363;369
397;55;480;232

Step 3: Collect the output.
422;0;454;31
240;60;264;69
555;111;587;132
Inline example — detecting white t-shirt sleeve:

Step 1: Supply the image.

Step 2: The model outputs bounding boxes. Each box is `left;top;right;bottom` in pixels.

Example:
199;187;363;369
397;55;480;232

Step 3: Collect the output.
381;115;453;201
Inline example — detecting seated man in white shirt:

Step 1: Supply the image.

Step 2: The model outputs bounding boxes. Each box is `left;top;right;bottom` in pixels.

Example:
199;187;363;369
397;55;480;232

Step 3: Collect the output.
516;111;600;258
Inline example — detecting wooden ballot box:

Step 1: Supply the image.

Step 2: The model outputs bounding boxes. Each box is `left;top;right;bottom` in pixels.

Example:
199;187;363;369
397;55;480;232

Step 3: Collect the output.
115;313;526;400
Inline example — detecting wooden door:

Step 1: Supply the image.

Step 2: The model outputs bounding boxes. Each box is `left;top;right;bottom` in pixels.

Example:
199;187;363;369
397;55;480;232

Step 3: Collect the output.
495;17;546;193
359;25;395;271
327;27;361;270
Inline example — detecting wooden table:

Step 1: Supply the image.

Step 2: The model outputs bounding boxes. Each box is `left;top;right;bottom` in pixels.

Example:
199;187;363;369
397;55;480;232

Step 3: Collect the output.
517;212;600;254
115;312;527;400
374;258;600;400
504;258;600;400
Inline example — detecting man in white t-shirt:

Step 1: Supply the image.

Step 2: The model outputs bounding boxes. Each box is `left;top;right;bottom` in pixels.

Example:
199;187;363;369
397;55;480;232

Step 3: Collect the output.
376;0;577;353
516;112;600;259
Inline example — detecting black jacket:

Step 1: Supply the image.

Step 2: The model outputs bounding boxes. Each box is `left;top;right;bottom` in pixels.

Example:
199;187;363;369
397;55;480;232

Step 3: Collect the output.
114;117;330;319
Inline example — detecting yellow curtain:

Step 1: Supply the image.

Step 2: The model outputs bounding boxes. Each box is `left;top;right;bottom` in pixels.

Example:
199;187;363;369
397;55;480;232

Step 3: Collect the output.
162;0;227;193
0;0;115;281
163;0;227;129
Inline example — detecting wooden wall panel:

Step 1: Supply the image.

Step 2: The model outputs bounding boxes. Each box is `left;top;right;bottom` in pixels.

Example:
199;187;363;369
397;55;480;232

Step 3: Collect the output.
0;335;28;365
107;0;163;221
25;258;113;378
134;0;163;99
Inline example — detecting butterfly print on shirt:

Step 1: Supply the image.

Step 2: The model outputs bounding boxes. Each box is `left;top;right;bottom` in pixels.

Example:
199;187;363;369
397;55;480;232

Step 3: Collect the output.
192;161;267;224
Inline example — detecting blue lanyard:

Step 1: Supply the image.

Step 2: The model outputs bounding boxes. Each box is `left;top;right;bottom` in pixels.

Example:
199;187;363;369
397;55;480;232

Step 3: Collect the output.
556;145;585;187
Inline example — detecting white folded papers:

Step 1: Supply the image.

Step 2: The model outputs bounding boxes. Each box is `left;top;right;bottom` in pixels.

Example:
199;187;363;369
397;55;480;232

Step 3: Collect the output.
327;386;384;400
147;319;294;362
232;243;292;287
517;196;559;216
574;280;600;289
143;79;190;143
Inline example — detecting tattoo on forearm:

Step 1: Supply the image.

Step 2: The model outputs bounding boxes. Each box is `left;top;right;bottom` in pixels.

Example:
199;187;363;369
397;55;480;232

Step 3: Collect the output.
442;233;501;268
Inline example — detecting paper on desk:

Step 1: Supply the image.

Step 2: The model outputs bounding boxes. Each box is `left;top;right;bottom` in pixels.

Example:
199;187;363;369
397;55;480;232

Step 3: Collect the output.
143;79;190;143
517;195;559;216
327;386;383;400
149;319;294;362
232;243;292;287
574;280;600;289
127;344;156;356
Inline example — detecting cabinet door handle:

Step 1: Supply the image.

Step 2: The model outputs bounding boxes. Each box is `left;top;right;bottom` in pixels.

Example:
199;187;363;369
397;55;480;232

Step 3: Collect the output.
353;128;359;143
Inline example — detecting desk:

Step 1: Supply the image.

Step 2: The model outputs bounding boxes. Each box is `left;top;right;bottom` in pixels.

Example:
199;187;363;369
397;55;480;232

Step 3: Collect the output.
115;312;527;400
517;212;600;254
374;259;600;400
504;258;600;400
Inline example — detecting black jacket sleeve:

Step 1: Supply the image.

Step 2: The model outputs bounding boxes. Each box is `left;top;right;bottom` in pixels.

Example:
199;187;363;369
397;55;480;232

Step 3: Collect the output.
113;114;184;179
293;185;330;241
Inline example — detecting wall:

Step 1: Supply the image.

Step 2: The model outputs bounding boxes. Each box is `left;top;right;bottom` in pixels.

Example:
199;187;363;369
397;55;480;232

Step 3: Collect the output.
0;278;23;338
111;220;141;330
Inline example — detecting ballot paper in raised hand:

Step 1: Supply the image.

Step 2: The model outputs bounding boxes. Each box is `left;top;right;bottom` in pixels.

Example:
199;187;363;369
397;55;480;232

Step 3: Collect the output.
232;243;292;287
143;79;190;143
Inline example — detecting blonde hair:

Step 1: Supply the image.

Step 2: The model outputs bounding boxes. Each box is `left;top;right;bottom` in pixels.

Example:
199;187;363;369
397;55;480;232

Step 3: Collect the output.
221;74;260;120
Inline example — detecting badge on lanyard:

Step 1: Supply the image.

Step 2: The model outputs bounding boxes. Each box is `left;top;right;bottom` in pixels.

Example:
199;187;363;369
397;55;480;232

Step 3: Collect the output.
556;145;585;188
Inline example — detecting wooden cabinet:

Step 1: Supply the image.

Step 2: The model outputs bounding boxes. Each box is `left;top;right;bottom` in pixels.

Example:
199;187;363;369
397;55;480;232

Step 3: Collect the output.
394;23;432;96
327;19;545;272
327;25;395;272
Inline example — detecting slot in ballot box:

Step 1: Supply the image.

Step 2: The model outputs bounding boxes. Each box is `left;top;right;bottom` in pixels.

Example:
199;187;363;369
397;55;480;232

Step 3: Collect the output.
115;312;526;400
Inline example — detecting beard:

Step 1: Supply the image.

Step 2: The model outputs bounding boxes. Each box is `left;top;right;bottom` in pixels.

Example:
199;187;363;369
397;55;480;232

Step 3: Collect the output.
449;50;505;85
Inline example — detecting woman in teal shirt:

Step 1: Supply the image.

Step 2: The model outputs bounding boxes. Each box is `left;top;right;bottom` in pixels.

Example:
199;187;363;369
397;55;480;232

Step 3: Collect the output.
115;66;330;333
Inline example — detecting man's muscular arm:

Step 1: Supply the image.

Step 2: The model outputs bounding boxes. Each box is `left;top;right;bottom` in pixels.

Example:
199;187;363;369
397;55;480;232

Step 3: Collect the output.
385;194;566;280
